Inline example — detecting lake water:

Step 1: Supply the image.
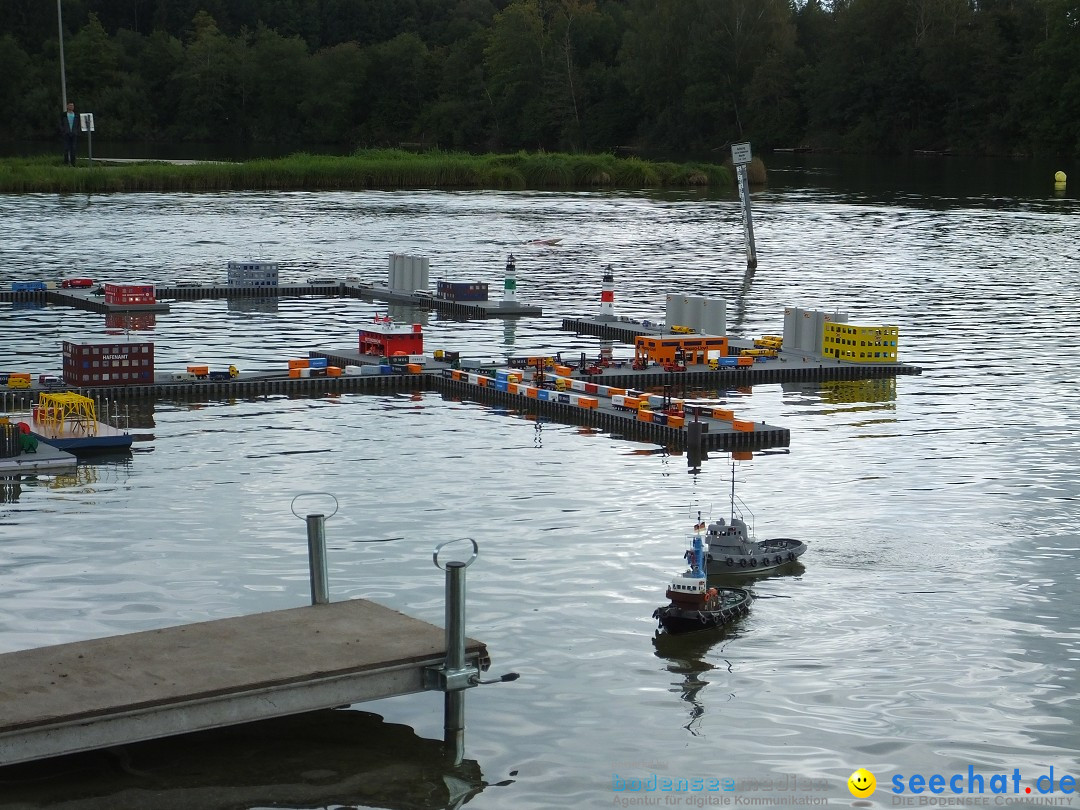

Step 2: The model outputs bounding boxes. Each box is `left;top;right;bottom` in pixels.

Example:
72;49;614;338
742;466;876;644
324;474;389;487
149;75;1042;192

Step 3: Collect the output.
0;155;1078;809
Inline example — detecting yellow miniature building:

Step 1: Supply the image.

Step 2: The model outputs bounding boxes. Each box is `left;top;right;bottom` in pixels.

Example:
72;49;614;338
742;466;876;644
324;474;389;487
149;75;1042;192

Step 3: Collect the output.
822;323;899;363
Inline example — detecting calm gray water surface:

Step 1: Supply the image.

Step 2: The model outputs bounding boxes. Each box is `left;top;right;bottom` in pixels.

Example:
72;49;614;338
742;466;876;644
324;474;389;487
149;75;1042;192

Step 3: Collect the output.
0;157;1078;809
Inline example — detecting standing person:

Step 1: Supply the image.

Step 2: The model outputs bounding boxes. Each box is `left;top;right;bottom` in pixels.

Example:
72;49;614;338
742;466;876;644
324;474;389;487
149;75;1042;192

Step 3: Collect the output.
60;102;80;166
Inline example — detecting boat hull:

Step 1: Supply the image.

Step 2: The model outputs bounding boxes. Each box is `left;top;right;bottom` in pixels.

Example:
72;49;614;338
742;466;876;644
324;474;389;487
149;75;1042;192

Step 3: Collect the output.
707;538;806;573
653;588;752;635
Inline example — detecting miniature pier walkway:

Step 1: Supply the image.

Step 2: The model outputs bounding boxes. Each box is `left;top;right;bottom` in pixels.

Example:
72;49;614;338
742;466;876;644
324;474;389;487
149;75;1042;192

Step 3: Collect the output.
0;283;540;319
0;599;487;768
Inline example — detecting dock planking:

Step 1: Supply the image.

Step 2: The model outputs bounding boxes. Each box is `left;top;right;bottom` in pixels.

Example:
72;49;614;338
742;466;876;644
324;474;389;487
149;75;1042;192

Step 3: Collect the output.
0;598;487;768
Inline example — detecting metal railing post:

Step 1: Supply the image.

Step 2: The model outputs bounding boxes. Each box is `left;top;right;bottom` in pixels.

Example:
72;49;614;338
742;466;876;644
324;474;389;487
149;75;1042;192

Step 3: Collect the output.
444;559;467;761
291;493;338;606
306;513;330;606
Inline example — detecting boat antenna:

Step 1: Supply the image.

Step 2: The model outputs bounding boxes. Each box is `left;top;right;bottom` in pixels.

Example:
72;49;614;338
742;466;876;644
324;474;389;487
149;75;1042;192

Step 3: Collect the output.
730;456;736;522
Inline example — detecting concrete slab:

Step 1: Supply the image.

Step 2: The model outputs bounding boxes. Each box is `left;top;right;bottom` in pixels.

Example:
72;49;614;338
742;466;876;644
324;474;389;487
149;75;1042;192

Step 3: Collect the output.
0;599;486;767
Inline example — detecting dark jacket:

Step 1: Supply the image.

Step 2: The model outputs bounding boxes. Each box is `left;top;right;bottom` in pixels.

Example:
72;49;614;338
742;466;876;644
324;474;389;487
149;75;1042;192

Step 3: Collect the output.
60;111;80;137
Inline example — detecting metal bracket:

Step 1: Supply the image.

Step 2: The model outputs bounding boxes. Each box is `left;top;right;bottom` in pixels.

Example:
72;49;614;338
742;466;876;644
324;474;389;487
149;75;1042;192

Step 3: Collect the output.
423;662;481;692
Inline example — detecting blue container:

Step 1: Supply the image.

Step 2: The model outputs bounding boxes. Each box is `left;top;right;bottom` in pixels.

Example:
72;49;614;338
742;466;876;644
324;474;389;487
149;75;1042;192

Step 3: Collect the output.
309;357;328;369
537;389;551;401
495;370;510;381
558;393;571;403
653;412;668;425
379;364;392;374
495;380;509;392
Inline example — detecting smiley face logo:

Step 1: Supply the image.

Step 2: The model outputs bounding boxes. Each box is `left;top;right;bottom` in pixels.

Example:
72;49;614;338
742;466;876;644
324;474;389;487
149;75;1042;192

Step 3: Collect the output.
848;768;877;797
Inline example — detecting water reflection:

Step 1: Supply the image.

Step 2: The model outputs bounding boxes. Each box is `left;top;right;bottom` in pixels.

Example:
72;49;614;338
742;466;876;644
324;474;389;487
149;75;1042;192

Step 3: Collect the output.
104;312;157;332
652;625;746;735
227;297;279;314
0;710;486;810
781;378;897;406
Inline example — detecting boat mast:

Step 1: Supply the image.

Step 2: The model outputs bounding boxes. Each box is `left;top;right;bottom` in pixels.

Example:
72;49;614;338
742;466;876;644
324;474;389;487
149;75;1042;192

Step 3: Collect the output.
730;457;736;521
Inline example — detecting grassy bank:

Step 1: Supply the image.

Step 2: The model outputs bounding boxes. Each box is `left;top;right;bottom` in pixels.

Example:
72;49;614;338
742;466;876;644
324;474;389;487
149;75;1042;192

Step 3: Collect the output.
0;149;739;194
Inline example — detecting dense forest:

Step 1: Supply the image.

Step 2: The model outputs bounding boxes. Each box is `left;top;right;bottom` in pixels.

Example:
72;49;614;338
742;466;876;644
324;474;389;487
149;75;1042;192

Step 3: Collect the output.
1;0;1077;157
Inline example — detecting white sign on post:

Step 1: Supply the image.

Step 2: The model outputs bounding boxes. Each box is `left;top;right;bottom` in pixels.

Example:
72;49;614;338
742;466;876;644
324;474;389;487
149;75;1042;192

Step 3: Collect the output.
79;113;95;132
731;142;752;165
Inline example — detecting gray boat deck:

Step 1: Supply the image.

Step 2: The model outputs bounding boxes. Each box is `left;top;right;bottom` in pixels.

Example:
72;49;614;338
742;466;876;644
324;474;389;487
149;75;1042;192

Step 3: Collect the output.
0;599;487;767
0;441;78;475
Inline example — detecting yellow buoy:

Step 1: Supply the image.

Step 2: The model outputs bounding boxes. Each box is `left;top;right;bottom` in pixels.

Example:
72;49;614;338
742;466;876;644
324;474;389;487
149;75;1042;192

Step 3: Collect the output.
1054;170;1067;185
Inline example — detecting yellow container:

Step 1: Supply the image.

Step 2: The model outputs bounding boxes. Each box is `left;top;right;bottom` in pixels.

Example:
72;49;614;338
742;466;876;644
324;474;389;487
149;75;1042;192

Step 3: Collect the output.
433;349;445;360
732;419;755;432
712;408;734;421
288;359;310;370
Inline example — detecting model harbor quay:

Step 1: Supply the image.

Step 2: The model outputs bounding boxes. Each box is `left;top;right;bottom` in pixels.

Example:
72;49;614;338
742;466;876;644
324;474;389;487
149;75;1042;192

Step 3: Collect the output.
3;332;919;455
4;261;920;452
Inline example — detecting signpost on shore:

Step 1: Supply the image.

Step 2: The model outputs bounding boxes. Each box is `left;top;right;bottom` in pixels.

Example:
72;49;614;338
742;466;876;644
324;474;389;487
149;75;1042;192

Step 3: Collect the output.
80;113;95;164
732;142;757;269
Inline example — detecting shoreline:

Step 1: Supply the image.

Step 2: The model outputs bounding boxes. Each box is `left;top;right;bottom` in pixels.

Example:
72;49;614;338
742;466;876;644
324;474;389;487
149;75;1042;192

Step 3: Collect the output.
0;148;751;194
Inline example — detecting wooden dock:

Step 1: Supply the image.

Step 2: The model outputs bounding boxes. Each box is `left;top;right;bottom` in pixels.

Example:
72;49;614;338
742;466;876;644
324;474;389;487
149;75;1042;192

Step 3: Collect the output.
0;599;487;768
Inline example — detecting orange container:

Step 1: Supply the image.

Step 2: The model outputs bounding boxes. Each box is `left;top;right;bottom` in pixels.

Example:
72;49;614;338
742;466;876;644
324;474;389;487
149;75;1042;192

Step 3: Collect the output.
667;415;685;428
732;419;755;432
637;409;653;423
477;376;488;387
288;368;302;378
508;383;519;395
526;387;539;399
186;365;209;376
288;359;310;370
326;366;342;377
607;387;626;397
406;363;422;373
554;365;573;377
578;396;598;410
451;370;463;381
712;408;734;421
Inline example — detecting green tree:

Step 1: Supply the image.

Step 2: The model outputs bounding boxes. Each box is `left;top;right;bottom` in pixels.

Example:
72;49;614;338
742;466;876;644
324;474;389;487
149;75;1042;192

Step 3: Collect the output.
242;24;311;144
300;42;370;145
0;35;35;140
175;11;244;141
360;33;436;146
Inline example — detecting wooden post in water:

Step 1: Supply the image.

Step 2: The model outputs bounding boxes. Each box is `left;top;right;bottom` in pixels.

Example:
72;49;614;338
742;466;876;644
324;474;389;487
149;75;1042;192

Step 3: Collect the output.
732;142;758;269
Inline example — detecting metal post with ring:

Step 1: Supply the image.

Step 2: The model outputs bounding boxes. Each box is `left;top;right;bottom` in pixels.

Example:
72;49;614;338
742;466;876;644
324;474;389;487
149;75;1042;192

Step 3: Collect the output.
425;538;518;765
290;492;339;605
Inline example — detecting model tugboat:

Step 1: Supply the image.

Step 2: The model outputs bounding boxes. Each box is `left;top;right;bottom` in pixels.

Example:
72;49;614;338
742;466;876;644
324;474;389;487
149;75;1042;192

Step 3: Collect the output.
653;522;753;635
704;462;806;572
